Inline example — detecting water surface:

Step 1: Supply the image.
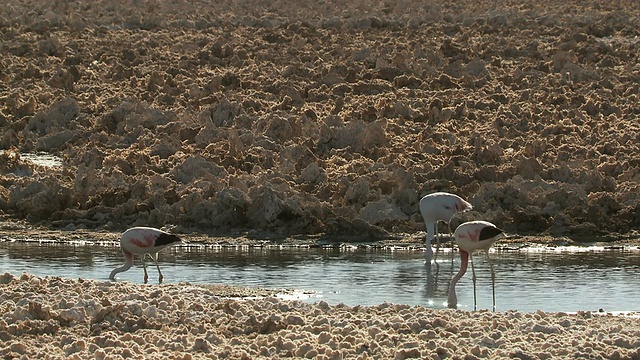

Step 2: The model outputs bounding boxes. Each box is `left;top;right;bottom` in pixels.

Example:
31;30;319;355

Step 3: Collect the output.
1;241;639;313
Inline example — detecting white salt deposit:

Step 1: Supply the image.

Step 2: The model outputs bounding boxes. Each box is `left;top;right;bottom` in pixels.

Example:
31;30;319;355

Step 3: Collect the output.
1;273;639;359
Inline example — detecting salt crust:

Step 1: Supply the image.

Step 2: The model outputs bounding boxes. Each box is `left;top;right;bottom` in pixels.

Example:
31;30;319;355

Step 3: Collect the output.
1;0;640;240
1;273;639;359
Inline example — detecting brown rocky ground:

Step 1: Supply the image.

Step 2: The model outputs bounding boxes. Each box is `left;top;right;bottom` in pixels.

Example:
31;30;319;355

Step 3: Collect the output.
2;273;640;359
1;0;639;244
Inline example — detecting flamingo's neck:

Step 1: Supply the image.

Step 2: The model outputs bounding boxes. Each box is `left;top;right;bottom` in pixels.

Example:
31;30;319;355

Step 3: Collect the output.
109;250;134;280
447;249;469;307
424;220;436;261
426;220;436;243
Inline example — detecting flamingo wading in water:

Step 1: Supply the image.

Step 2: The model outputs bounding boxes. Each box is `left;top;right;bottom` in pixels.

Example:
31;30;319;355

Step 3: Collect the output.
419;192;472;262
447;220;505;311
109;227;182;283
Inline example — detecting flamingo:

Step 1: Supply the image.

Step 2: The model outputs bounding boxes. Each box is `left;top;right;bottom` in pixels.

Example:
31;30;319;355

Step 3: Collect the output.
447;220;505;311
419;192;472;262
109;227;183;283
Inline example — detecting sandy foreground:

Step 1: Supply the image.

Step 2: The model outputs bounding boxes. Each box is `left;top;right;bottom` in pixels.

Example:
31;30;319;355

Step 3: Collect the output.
0;272;639;360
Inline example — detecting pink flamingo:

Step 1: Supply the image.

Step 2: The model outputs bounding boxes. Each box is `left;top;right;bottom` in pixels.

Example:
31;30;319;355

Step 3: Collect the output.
109;227;182;283
447;220;505;311
419;192;472;262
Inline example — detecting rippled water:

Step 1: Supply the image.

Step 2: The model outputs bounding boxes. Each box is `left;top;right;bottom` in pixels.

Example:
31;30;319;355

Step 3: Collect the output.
1;240;639;313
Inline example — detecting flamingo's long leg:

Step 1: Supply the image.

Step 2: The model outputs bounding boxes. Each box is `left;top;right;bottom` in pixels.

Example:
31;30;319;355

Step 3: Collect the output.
151;253;164;283
470;253;477;311
486;249;496;312
448;221;455;262
141;255;149;283
433;222;441;262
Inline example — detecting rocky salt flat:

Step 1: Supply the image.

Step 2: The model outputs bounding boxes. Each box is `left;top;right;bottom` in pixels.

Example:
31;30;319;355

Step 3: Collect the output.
1;273;640;359
0;0;638;241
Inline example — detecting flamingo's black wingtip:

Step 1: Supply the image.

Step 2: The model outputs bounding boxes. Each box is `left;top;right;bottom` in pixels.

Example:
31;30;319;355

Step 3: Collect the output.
479;225;504;241
156;233;182;246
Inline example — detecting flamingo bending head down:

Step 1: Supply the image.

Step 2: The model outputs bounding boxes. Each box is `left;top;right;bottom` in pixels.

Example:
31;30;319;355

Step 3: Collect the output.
419;192;472;262
109;227;182;283
447;220;505;311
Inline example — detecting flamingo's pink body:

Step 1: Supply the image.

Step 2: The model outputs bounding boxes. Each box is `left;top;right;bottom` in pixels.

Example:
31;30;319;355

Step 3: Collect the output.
419;192;472;262
109;227;182;283
447;220;505;311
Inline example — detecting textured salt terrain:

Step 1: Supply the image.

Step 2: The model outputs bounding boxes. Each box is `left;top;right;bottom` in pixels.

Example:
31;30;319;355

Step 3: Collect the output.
1;273;639;359
0;0;639;241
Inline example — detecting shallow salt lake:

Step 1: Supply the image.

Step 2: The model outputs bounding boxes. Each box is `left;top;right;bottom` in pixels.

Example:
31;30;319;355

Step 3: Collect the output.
1;240;639;313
